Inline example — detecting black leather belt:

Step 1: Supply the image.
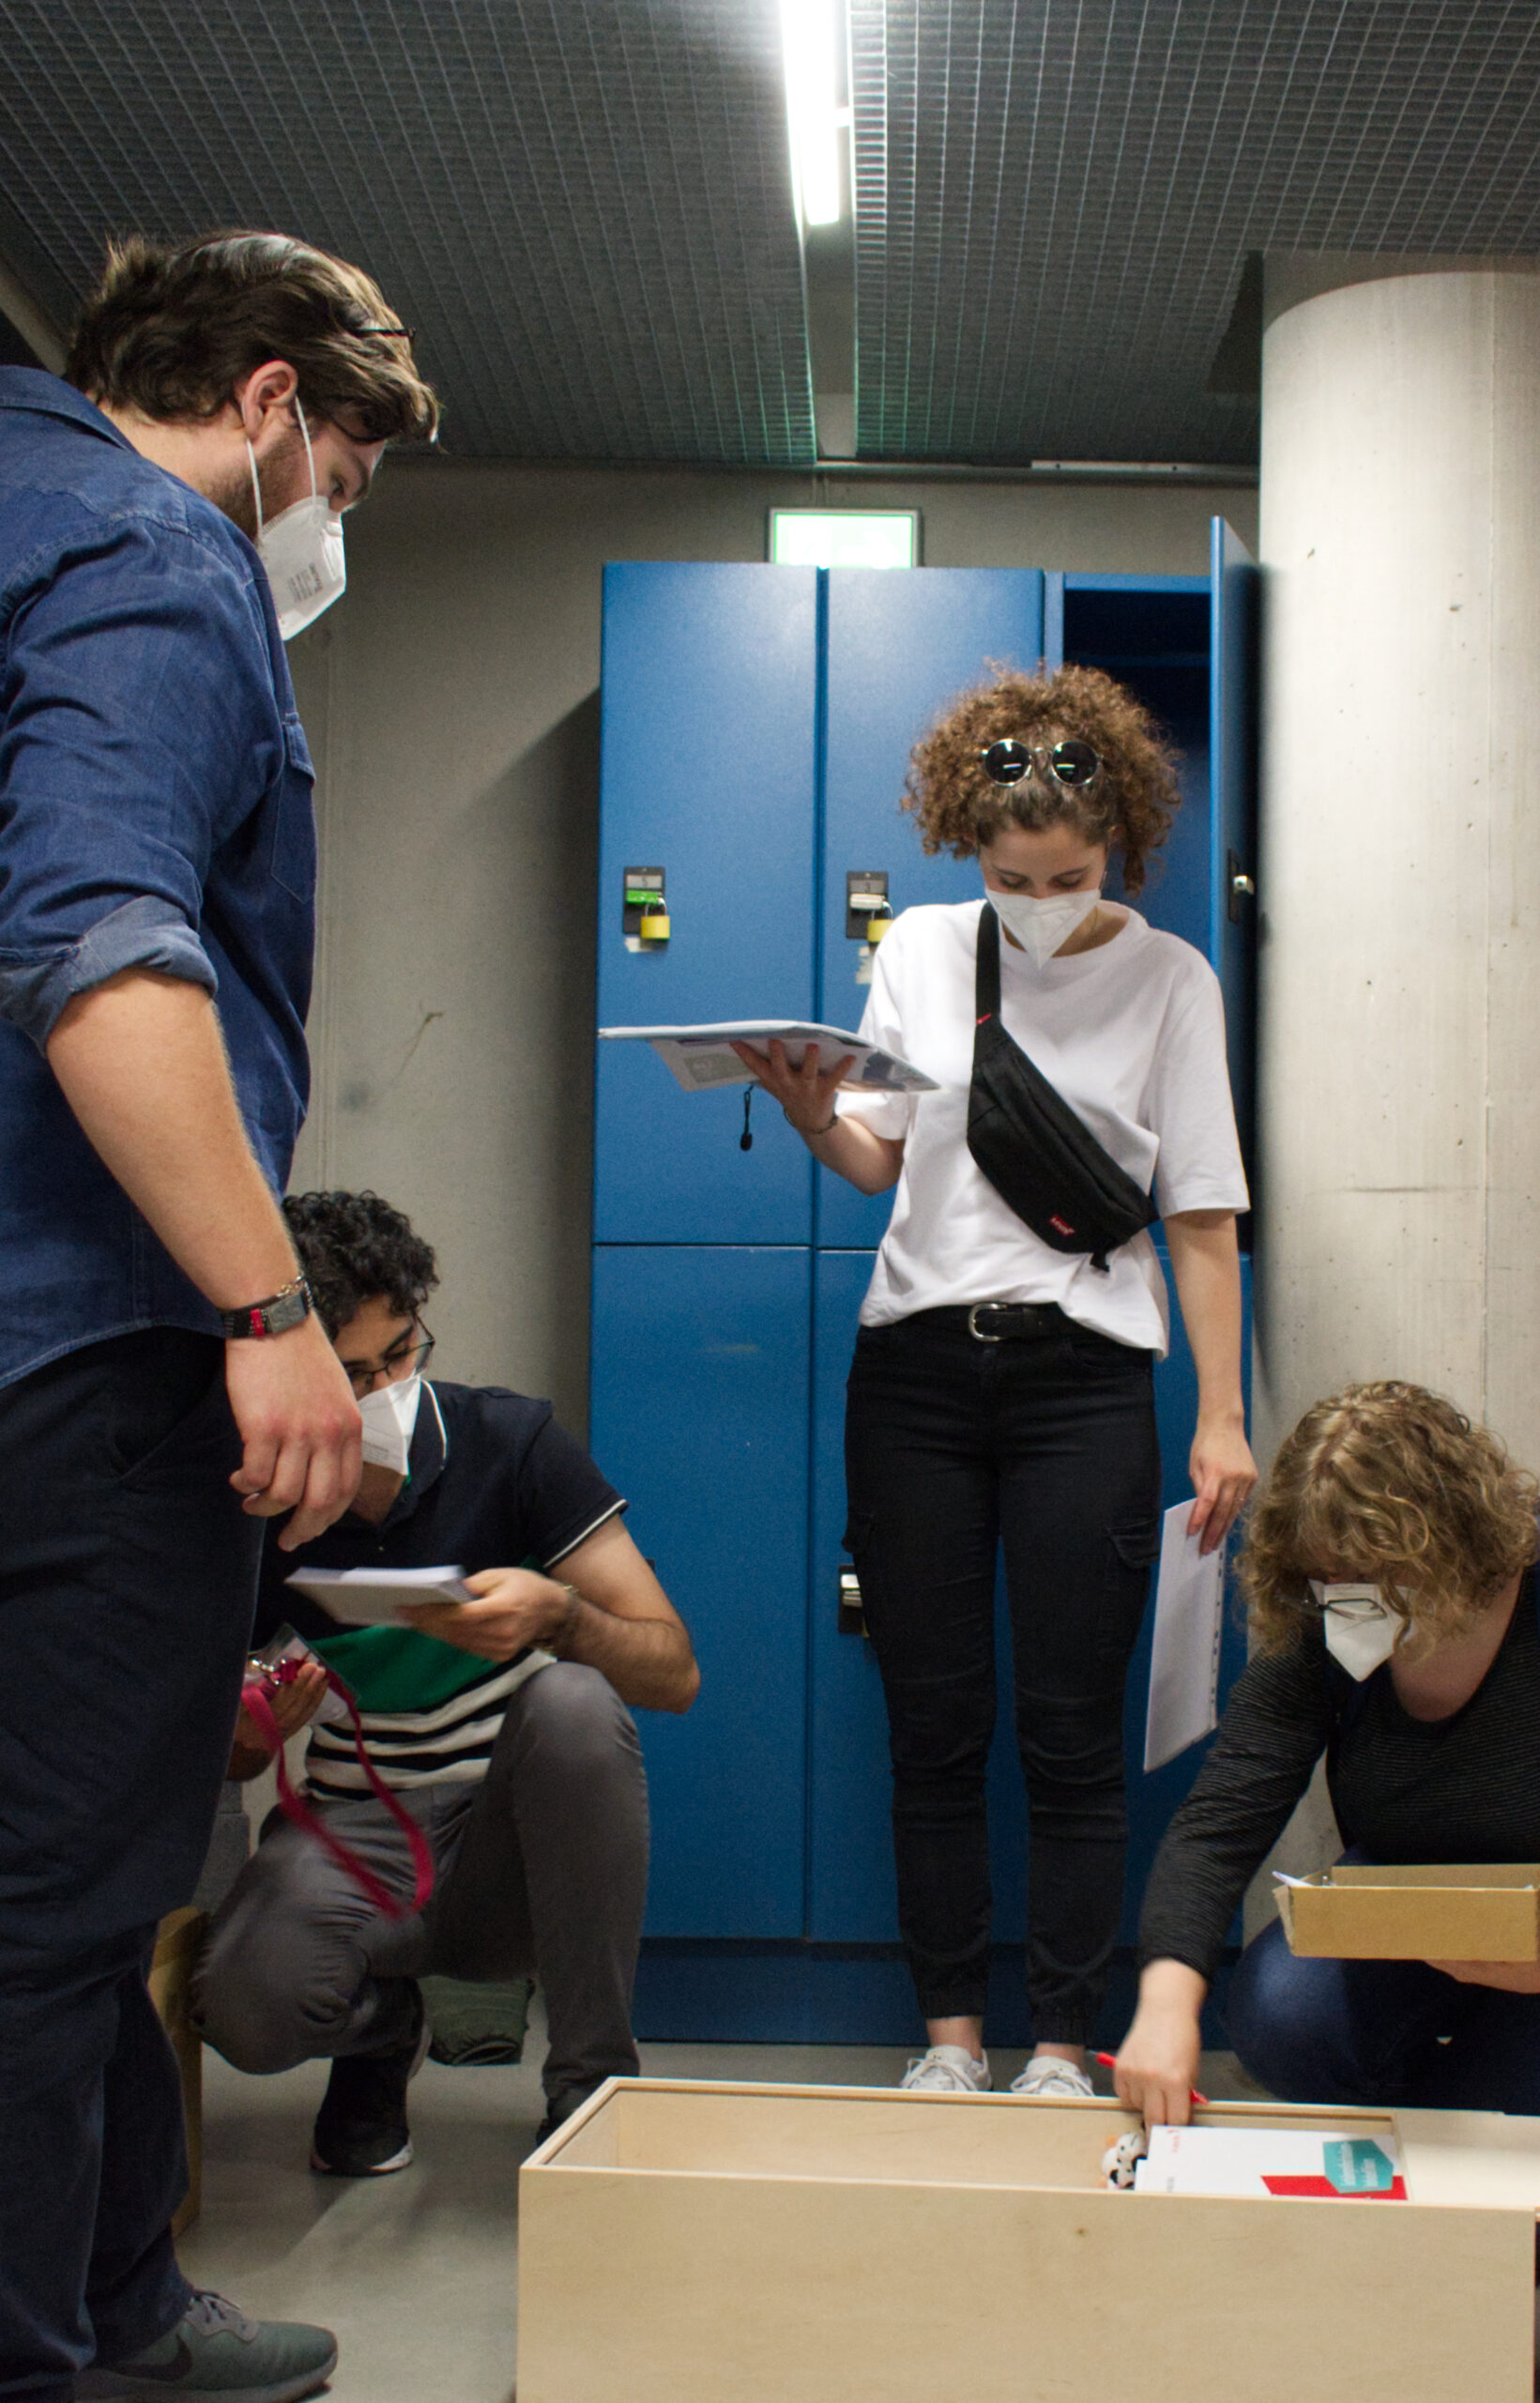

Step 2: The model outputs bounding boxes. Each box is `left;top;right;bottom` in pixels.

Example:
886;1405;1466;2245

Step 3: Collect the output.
964;1300;1063;1343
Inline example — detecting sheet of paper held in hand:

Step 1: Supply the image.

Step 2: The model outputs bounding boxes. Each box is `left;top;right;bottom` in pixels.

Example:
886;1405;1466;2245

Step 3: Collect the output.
598;1021;938;1094
1142;1499;1226;1772
285;1565;475;1628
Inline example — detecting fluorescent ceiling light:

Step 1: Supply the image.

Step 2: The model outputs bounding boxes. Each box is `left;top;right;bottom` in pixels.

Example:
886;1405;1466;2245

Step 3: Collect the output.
782;0;844;227
769;510;918;570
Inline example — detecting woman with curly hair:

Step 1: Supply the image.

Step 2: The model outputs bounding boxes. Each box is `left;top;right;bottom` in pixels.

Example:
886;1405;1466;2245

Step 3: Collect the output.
1117;1382;1540;2125
737;662;1253;2099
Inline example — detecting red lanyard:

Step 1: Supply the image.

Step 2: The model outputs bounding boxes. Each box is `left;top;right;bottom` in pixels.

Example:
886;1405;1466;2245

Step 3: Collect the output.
239;1667;435;1921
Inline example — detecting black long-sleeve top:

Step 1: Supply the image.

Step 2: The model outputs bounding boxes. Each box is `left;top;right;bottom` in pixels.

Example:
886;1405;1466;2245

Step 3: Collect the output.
1137;1569;1540;1979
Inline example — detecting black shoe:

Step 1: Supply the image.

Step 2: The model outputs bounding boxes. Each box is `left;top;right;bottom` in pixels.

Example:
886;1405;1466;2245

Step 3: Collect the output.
535;2082;604;2148
311;1995;428;2177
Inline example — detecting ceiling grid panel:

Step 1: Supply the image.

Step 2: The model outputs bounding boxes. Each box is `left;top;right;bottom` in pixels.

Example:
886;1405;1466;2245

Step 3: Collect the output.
848;0;1540;466
3;2;1540;467
0;0;816;463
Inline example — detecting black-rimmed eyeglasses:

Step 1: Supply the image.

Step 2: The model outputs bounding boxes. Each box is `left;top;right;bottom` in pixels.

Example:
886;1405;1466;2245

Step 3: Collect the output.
342;1325;435;1400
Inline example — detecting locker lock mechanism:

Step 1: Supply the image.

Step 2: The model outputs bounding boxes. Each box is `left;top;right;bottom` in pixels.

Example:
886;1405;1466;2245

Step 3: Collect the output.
1226;849;1256;926
837;1566;868;1638
846;870;890;939
847;871;892;986
623;866;670;947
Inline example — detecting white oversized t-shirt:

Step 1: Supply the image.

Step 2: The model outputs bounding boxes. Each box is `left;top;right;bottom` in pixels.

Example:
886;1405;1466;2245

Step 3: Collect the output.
836;899;1248;1355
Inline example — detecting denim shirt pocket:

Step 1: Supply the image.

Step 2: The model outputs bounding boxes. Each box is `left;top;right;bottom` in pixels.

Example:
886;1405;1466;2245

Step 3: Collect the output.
270;714;317;904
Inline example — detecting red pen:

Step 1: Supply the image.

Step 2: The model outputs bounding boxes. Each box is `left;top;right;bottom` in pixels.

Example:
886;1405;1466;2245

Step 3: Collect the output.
1095;2051;1208;2107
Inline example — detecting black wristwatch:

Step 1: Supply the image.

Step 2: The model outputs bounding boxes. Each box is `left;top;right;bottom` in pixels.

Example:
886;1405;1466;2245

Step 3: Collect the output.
219;1276;313;1339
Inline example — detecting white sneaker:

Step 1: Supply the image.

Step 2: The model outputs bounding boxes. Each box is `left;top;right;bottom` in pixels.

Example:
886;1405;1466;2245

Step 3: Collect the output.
900;2044;991;2093
1010;2053;1095;2100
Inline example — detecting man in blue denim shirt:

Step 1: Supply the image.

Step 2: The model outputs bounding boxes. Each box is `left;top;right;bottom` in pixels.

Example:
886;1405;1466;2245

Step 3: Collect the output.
0;233;436;2403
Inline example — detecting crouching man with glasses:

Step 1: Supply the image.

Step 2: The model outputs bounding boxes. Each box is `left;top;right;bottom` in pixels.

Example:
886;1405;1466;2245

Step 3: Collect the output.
197;1189;698;2169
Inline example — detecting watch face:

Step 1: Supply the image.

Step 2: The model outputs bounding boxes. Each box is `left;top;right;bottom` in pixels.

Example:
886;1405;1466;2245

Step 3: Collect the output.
263;1286;312;1336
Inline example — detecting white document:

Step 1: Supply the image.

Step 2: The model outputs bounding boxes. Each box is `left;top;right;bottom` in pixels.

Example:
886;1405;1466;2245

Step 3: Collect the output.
1142;1500;1226;1772
285;1565;475;1628
1133;2123;1404;2198
598;1020;938;1095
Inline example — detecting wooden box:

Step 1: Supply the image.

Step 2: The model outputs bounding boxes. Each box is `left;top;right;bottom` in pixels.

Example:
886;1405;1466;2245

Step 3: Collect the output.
1277;1862;1540;1960
517;2079;1539;2402
148;1906;205;2238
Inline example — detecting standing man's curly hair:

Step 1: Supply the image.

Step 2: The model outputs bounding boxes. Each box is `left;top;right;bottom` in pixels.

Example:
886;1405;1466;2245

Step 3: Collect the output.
903;662;1182;895
282;1191;438;1339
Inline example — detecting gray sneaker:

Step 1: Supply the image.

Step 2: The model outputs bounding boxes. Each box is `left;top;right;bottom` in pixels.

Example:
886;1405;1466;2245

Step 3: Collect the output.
899;2043;991;2093
75;2290;337;2402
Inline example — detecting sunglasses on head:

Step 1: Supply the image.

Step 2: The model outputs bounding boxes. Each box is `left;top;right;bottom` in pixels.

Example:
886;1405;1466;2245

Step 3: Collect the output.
979;738;1102;788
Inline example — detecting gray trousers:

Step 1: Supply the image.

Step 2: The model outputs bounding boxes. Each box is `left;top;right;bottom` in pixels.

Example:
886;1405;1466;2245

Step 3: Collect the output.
196;1661;648;2105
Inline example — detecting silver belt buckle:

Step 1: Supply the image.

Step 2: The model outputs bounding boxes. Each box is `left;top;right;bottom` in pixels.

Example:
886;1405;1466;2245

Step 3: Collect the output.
968;1302;1007;1342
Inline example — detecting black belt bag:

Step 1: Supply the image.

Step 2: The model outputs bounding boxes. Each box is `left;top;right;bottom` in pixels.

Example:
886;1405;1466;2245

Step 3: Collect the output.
967;902;1157;1274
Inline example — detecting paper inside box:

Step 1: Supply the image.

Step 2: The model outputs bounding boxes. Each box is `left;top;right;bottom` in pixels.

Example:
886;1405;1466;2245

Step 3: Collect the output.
1277;1864;1540;1962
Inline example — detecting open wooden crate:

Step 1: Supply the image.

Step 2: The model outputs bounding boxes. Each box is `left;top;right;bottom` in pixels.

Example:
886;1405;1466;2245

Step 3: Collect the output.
517;2077;1539;2402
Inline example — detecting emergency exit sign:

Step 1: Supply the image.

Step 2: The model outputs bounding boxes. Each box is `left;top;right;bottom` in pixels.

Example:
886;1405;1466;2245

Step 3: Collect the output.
768;509;920;569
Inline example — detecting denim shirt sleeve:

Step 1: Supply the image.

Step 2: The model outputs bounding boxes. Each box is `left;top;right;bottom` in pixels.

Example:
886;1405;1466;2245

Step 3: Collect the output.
0;507;283;1049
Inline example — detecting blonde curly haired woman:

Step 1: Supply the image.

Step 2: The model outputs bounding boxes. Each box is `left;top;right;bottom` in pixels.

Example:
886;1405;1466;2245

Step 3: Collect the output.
1118;1381;1540;2125
738;663;1254;2100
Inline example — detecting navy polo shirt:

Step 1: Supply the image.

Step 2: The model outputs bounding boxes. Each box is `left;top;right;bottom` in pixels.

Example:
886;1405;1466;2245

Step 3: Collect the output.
253;1382;626;1793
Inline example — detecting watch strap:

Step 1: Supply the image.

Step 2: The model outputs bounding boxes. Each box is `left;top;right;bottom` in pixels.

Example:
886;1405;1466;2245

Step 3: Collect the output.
220;1277;313;1339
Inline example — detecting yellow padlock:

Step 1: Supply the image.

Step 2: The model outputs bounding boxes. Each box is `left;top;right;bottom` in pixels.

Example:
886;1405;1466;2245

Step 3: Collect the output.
865;900;894;943
639;901;671;941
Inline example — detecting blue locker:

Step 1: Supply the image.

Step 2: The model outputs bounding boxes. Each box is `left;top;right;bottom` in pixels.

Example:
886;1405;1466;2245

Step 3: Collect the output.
588;1244;811;1937
816;568;1044;1248
1210;519;1259;1179
590;535;1258;2037
594;563;819;1245
1049;571;1213;957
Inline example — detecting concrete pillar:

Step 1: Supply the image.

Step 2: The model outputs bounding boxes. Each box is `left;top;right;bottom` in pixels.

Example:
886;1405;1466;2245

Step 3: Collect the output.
1256;257;1540;1465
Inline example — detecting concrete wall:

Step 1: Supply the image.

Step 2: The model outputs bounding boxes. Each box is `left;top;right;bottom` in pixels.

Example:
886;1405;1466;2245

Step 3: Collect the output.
288;464;1258;1431
1245;264;1540;1907
1256;266;1540;1467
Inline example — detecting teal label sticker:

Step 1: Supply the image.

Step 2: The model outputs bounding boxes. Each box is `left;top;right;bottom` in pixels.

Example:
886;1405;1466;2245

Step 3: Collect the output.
1323;2138;1395;2194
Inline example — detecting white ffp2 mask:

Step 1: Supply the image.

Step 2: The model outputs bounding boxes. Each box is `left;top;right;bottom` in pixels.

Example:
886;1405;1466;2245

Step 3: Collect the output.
1309;1581;1402;1680
248;402;346;641
358;1373;423;1477
987;887;1102;968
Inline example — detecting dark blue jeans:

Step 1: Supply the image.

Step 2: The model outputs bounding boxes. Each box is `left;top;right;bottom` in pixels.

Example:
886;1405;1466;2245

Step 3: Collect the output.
0;1330;261;2401
845;1307;1161;2043
1227;1909;1540;2114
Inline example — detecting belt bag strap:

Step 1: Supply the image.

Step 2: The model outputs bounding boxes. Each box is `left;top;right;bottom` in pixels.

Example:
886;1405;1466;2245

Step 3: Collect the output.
239;1671;435;1921
967;902;1158;1273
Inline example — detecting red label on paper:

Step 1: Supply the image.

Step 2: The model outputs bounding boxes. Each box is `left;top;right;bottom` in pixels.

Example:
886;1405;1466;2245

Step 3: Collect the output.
1261;2176;1408;2200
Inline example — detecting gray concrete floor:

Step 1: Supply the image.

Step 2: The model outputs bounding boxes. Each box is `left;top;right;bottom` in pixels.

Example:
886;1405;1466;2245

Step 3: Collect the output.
178;1996;1267;2403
